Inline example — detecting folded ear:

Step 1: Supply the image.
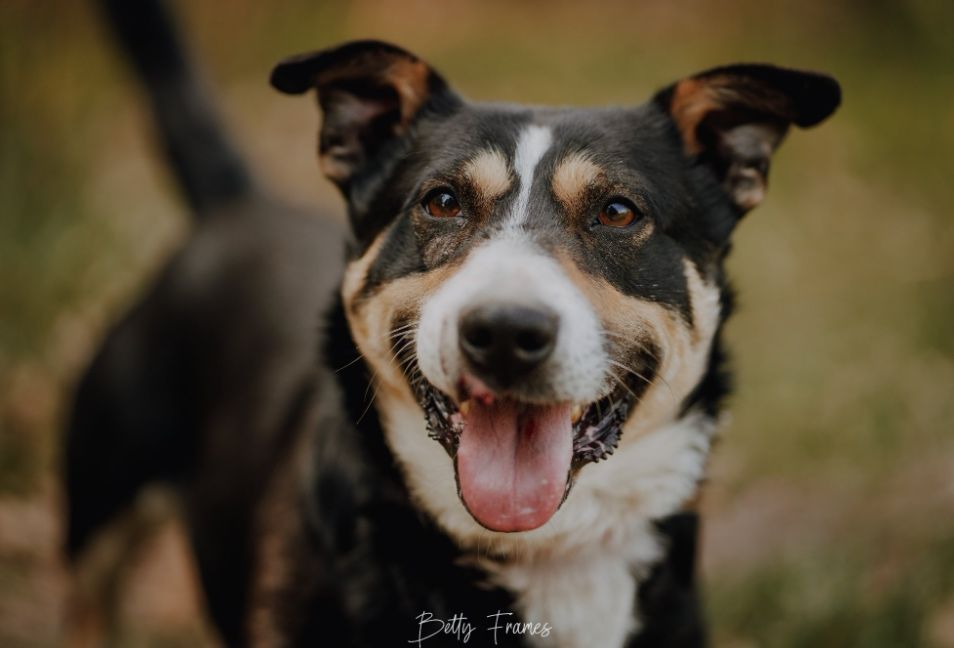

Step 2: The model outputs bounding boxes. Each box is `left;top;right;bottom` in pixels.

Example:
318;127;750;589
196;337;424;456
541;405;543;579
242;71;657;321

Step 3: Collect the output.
654;64;841;213
271;40;459;191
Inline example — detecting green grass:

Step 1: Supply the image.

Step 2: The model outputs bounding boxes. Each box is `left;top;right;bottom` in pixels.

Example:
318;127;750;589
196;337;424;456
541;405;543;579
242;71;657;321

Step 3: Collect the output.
711;529;954;647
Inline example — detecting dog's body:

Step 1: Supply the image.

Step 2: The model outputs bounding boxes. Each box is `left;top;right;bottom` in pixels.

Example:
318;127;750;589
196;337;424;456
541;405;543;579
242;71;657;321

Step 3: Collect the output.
65;2;839;646
64;2;346;643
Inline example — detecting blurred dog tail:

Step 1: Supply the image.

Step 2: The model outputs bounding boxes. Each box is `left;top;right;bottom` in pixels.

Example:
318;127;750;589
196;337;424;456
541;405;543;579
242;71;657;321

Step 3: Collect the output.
99;0;254;214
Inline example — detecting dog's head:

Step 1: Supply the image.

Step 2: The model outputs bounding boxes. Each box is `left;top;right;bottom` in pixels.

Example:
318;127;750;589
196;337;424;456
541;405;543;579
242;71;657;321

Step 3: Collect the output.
273;42;839;536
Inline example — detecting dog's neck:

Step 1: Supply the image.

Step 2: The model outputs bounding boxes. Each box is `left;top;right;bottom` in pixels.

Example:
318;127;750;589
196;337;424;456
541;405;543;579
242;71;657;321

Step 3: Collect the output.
375;386;717;647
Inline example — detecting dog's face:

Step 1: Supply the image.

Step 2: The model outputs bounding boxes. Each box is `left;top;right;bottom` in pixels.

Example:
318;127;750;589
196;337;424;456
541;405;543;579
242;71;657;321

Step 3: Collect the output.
273;42;839;537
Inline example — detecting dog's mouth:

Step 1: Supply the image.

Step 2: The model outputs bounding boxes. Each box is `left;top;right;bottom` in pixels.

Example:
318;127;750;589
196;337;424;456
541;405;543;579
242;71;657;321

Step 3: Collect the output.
406;346;657;533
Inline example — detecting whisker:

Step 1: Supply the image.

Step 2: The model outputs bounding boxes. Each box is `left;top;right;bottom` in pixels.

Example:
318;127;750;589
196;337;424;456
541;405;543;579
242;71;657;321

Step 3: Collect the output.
388;321;419;339
607;358;676;406
334;353;365;374
607;369;639;402
606;359;653;388
388;337;417;367
601;331;662;362
362;371;376;403
388;329;415;342
356;380;379;425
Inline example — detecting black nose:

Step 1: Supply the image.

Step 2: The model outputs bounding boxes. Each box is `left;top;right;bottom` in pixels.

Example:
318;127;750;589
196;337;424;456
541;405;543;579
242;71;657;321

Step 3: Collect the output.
459;303;558;388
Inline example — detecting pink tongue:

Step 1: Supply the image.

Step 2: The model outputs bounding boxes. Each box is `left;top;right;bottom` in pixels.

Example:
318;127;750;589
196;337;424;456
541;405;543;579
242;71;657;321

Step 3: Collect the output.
456;400;572;532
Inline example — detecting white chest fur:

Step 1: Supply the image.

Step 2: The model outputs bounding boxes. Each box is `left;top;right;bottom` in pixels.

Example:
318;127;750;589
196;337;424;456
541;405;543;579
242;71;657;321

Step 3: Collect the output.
480;412;715;648
481;517;661;647
378;391;716;647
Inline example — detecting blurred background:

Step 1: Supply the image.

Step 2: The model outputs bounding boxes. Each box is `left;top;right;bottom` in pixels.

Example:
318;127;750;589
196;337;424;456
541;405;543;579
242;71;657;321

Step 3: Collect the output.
1;0;952;646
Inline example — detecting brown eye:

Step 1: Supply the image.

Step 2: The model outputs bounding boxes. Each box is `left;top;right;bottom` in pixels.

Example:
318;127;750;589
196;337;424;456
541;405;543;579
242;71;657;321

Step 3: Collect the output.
598;200;638;228
423;189;462;218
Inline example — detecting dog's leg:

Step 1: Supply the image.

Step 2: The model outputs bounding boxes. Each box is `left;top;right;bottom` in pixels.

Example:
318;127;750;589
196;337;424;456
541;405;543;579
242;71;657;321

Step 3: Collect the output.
65;489;177;648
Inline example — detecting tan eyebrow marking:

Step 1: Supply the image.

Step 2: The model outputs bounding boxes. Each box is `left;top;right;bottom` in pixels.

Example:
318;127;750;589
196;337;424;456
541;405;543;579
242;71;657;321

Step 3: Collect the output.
552;152;602;209
462;148;511;200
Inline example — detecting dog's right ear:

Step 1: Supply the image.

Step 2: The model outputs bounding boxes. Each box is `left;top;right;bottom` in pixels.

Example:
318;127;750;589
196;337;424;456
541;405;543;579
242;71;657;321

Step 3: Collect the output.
271;40;459;191
653;64;840;215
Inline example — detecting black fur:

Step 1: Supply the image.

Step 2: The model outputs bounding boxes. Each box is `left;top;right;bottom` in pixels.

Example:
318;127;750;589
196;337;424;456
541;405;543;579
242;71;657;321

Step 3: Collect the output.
66;1;345;644
350;102;739;325
66;3;839;646
632;513;708;648
257;303;705;647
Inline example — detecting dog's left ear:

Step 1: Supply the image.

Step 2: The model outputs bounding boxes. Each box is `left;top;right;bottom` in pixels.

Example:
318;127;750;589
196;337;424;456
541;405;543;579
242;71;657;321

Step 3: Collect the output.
654;64;840;213
271;40;459;191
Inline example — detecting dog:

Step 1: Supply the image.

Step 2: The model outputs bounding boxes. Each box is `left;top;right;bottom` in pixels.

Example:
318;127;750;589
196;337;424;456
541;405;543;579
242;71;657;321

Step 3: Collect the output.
65;2;840;646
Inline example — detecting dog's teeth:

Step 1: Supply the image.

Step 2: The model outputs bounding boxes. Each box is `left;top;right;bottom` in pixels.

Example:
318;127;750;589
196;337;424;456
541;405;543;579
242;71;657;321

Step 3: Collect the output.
459;400;471;416
571;405;583;423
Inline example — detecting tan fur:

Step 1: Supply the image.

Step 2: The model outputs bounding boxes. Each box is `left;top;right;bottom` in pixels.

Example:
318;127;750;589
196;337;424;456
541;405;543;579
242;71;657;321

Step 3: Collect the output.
341;232;388;326
316;56;431;183
385;58;432;121
557;255;720;447
463;148;511;201
340;230;473;550
352;239;722;647
315;56;431;123
379;249;721;554
616;258;720;444
350;231;722;552
552;152;602;209
342;226;458;399
669;74;794;156
342;225;723;647
669;78;722;154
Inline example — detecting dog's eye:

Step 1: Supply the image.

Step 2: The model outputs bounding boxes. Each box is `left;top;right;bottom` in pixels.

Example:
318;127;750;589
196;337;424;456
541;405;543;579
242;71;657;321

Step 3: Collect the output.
422;189;462;218
598;200;639;228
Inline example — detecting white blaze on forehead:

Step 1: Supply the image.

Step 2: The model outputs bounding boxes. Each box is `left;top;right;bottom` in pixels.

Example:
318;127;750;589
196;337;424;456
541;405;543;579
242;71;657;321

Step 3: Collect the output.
507;125;553;227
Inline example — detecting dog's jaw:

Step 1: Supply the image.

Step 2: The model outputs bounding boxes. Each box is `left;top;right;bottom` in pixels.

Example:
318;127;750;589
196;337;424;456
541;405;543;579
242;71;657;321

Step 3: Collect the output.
359;238;724;549
343;236;723;544
377;383;719;646
339;117;726;645
411;221;624;531
366;254;723;647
